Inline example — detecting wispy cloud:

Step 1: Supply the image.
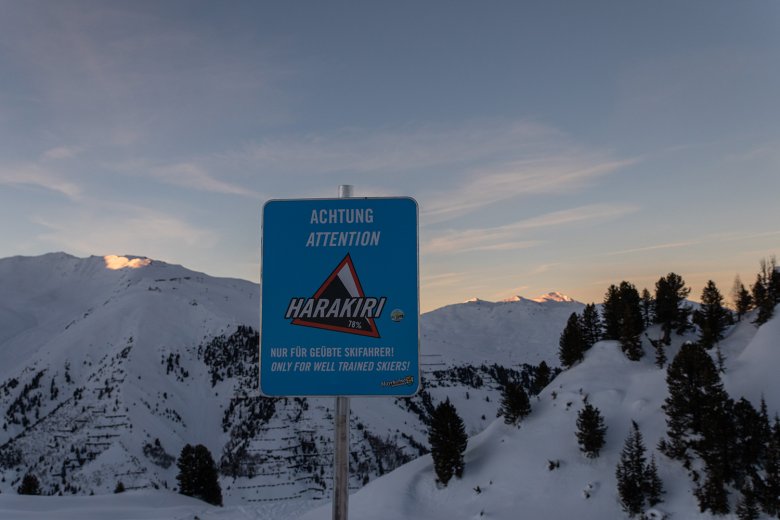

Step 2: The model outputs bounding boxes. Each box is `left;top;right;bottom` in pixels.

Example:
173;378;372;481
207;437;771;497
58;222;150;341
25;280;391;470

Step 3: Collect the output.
603;240;699;257
422;157;637;223
150;162;262;198
223;119;637;224
601;230;780;257
421;272;468;289
234;120;561;175
0;2;289;153
528;262;563;276
33;203;218;257
425;204;639;255
42;146;83;161
0;163;82;199
724;145;780;164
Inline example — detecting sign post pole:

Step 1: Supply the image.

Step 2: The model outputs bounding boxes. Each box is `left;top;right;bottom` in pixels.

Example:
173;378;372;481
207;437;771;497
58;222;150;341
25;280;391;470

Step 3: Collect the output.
333;394;349;520
333;184;352;520
260;186;419;520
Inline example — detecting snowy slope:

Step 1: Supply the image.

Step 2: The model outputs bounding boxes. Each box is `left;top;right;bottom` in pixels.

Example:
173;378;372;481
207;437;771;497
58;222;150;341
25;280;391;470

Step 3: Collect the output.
0;253;578;508
2;252;776;519
300;314;778;520
422;296;584;368
0;253;261;497
724;311;780;407
0;252;257;384
0;490;224;520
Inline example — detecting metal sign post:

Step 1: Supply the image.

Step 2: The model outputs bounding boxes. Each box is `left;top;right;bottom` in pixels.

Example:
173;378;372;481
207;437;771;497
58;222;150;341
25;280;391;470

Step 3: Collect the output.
333;394;349;520
333;185;352;520
259;184;419;520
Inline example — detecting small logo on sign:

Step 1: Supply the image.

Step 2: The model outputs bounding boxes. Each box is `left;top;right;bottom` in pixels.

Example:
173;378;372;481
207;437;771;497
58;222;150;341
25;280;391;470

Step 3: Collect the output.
286;254;386;337
380;375;415;388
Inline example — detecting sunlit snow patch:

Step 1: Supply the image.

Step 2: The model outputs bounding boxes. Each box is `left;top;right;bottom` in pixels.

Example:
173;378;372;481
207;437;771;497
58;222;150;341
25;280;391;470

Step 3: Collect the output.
103;255;152;270
531;291;574;303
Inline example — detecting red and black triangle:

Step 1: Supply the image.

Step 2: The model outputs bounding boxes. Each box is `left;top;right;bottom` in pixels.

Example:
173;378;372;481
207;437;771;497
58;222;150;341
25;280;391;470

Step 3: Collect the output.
291;254;381;337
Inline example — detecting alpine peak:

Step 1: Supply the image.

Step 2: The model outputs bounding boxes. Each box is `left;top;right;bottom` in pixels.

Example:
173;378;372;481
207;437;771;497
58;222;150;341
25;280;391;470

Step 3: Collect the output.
531;291;574;303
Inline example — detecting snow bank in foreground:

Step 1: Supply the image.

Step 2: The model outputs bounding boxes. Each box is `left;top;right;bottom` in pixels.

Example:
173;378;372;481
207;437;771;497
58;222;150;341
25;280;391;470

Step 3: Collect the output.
0;490;217;520
0;489;316;520
299;315;776;520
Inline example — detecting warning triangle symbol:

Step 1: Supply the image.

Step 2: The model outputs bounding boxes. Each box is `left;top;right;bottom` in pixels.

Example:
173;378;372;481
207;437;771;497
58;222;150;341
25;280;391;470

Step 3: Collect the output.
291;254;381;337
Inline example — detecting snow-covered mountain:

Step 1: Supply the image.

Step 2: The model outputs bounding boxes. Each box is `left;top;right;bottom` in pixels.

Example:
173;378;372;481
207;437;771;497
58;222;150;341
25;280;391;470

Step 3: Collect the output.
422;295;583;367
0;253;576;508
299;311;780;520
1;252;777;520
501;291;575;303
0;253;261;497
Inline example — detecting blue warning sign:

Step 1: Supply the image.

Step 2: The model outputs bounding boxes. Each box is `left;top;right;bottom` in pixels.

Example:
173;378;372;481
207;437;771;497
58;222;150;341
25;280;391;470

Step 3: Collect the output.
260;197;419;397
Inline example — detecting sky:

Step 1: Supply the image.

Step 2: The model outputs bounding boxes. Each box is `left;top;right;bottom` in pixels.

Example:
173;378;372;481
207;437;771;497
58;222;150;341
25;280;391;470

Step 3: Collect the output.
0;0;778;312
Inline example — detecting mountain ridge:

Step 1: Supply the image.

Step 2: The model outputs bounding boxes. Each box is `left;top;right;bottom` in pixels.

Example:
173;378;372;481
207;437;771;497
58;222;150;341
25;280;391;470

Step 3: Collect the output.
0;252;570;508
1;252;776;520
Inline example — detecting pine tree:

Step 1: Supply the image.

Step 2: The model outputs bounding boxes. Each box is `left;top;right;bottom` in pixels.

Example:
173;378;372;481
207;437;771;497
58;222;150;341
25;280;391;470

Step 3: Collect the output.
194;444;222;506
428;398;468;486
753;257;779;325
580;303;602;349
618;282;645;361
576;403;607;458
758;417;780;516
644;454;664;506
176;444;196;497
114;481;125;493
715;345;726;373
654;272;691;344
662;342;728;461
640;288;655;328
559;312;585;369
735;481;760;520
696;394;736;514
616;421;648;517
17;473;40;495
736;286;753;321
176;444;223;506
694;280;731;349
531;361;551;395
696;461;730;514
732;398;768;488
497;381;531;426
732;275;753;322
602;284;622;340
600;282;645;359
650;336;667;368
752;273;768;324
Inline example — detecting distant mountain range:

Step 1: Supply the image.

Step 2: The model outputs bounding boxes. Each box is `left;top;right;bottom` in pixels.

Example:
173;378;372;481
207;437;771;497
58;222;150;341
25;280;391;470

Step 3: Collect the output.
499;291;575;303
